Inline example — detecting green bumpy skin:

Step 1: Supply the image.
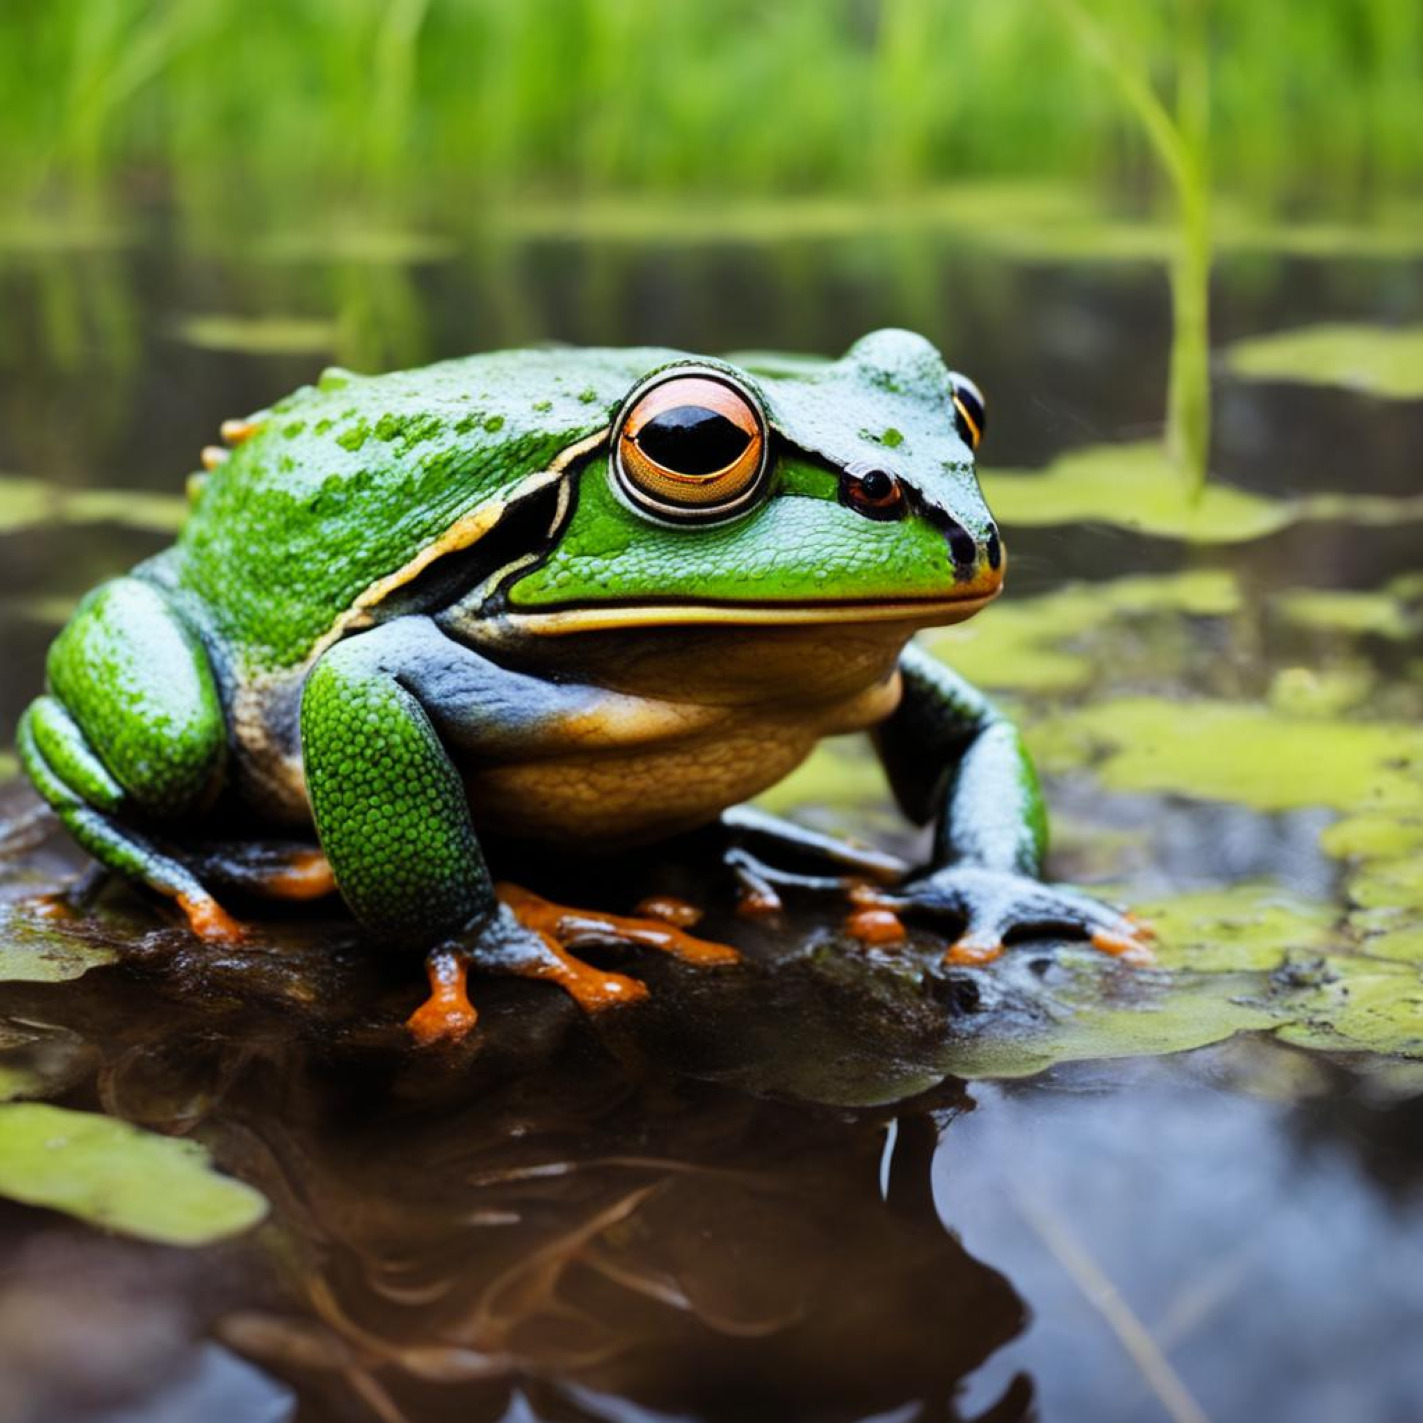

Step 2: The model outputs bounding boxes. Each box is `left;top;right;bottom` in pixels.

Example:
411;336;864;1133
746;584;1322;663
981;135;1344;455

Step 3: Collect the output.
159;349;675;674
300;635;492;942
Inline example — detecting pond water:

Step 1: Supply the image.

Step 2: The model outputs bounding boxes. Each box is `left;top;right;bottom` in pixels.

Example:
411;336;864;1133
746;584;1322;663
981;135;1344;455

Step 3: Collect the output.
1;209;1421;1422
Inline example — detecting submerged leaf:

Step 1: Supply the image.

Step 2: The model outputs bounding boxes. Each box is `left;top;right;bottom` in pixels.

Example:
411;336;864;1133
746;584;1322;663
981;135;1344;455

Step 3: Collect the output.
0;1102;268;1244
0;905;118;983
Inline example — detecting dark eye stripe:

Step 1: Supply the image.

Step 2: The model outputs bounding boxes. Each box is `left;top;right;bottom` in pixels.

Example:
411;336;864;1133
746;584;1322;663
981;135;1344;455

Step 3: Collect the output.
637;406;752;476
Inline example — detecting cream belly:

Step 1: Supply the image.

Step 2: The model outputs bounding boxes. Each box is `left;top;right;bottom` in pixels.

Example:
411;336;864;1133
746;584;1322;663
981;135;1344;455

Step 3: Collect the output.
464;719;818;847
235;620;916;843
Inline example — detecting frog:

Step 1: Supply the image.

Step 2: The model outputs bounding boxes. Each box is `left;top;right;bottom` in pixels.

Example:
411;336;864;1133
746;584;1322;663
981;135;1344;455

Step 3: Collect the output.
17;329;1148;1040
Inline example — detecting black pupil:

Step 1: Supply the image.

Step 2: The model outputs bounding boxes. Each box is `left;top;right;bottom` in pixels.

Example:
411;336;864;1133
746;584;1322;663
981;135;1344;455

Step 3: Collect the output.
637;405;751;475
859;469;895;501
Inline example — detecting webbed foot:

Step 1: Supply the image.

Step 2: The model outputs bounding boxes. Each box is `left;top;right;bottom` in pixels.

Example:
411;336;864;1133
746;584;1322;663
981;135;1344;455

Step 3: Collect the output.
889;865;1154;966
496;883;740;976
405;886;741;1045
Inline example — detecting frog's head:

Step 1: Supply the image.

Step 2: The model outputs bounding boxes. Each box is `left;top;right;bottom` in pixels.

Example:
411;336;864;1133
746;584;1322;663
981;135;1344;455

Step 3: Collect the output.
495;329;1002;635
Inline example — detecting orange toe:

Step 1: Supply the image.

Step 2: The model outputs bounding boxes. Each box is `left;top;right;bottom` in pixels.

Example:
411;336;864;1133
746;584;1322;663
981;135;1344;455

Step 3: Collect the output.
493;884;682;1014
497;883;739;968
945;932;1004;967
1091;928;1155;964
177;891;245;944
846;906;907;946
30;894;77;922
735;882;783;918
847;881;897;909
516;936;650;1012
256;849;337;902
632;895;704;929
408;951;479;1046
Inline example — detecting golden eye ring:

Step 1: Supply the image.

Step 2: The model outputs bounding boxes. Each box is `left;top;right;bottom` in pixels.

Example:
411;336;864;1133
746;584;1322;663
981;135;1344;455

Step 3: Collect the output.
612;367;769;524
949;372;986;451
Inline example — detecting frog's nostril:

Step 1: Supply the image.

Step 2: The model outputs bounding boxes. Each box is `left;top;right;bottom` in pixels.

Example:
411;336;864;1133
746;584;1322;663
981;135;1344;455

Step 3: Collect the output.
945;522;978;572
986;526;1002;570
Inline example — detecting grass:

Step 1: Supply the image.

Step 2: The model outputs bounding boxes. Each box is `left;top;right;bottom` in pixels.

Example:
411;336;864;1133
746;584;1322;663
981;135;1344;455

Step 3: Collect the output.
2;0;1417;237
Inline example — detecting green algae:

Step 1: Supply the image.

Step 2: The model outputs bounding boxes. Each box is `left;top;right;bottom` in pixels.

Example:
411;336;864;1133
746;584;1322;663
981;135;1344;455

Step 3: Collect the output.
939;690;1423;1073
1134;884;1339;974
925;569;1240;694
943;959;1282;1080
1225;324;1423;399
983;442;1423;542
0;1102;267;1245
941;910;1423;1079
1029;697;1422;814
1272;588;1420;642
1266;666;1376;719
482;188;1423;264
1274;961;1423;1058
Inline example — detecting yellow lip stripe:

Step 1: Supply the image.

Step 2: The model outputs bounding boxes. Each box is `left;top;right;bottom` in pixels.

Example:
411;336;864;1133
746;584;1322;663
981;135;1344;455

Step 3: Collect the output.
503;590;1000;636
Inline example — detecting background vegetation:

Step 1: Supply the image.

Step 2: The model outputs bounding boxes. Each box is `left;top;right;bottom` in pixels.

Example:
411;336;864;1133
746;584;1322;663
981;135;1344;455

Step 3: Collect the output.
3;0;1419;240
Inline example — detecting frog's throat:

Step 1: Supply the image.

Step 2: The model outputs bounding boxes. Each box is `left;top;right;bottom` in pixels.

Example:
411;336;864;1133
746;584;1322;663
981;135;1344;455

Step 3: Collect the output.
495;584;1001;636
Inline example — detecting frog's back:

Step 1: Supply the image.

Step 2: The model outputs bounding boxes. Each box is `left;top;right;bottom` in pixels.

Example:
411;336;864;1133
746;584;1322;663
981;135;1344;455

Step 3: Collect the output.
151;347;678;675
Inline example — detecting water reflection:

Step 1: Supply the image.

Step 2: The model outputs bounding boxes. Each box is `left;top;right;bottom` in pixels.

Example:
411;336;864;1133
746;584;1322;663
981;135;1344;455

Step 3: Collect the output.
203;1060;1026;1423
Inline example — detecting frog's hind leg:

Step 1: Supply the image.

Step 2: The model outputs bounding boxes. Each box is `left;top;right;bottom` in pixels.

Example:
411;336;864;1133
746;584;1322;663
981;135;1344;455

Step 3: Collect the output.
17;700;240;941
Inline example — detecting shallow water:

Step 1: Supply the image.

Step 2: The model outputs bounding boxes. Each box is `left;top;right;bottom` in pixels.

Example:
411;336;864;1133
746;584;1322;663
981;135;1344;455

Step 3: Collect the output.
1;210;1421;1421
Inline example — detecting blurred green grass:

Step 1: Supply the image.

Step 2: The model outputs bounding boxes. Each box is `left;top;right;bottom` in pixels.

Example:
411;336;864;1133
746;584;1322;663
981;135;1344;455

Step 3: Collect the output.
3;0;1418;237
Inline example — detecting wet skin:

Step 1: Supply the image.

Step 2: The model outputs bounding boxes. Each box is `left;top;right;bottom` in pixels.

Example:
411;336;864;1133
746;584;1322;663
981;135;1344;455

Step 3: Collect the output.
17;329;1147;1036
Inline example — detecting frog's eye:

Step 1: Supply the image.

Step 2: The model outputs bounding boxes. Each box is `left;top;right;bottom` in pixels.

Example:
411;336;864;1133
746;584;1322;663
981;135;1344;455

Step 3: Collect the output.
614;371;768;523
840;463;906;521
950;372;986;450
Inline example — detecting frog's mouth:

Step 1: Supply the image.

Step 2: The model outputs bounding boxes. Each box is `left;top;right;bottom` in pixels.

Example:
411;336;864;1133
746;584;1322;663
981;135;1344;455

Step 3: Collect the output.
497;580;1002;636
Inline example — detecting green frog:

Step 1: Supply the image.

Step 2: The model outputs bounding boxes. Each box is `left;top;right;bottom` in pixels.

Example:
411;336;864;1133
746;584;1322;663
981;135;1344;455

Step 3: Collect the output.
18;329;1147;1040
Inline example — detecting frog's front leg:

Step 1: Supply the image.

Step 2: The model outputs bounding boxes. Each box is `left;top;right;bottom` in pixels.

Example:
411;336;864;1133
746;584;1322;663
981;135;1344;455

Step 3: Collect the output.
300;617;736;1042
17;578;240;939
873;644;1149;964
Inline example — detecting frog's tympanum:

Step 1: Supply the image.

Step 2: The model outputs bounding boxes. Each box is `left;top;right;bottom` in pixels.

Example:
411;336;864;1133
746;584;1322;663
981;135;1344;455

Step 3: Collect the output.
19;330;1147;1040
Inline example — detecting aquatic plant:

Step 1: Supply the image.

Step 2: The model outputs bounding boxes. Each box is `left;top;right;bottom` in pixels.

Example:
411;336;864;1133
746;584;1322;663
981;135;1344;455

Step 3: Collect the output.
1050;0;1212;492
